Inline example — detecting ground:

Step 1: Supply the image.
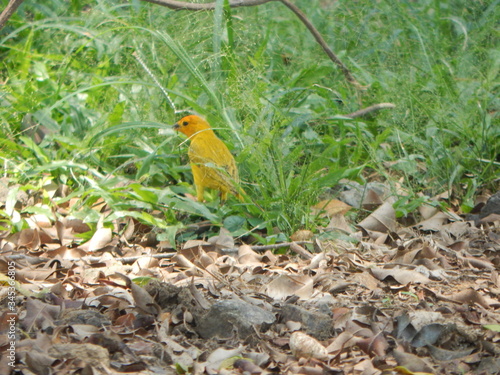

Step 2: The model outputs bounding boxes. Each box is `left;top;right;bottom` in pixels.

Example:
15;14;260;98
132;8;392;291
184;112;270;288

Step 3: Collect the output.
1;188;499;375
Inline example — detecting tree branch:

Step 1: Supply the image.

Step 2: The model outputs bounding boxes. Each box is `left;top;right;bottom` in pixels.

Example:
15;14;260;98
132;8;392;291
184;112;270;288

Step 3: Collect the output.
4;242;312;263
278;0;364;89
140;0;363;89
0;0;24;31
141;0;274;10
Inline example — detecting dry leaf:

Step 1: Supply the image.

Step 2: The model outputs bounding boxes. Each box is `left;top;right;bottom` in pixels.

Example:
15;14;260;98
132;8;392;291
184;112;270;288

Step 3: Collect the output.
312;199;351;217
85;227;112;252
358;201;397;233
265;274;313;300
370;267;430;284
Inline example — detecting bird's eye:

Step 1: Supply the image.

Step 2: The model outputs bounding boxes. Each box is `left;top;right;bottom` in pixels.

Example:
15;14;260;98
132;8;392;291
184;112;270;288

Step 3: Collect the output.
182;121;188;126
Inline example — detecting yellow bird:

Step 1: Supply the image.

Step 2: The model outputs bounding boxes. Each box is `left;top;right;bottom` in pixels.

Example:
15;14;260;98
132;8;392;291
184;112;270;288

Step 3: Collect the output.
173;115;243;202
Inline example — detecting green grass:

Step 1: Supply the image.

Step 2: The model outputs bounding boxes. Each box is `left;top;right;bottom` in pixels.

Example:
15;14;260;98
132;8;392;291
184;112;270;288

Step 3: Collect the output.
1;0;498;243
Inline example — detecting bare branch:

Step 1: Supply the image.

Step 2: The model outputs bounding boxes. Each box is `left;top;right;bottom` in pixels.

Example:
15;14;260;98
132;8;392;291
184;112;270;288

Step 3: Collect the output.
0;0;24;31
141;0;274;10
278;0;364;89
289;242;313;259
4;241;312;263
4;252;176;264
228;241;313;253
344;103;396;118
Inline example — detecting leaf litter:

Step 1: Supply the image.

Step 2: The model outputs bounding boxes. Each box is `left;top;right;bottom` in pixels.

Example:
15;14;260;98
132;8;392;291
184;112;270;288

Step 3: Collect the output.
1;184;500;374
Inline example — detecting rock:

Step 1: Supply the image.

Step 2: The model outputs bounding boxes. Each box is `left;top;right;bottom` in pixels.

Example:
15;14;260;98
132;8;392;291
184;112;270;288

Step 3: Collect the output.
468;191;500;224
280;304;333;340
196;299;275;339
479;192;500;218
58;309;111;327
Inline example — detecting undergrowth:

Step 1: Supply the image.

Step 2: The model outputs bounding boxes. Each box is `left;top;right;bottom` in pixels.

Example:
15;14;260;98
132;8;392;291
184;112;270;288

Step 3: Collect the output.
0;0;498;243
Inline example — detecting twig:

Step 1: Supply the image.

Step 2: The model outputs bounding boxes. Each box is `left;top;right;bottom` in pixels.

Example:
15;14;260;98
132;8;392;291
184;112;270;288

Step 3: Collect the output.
0;0;24;31
4;241;312;263
141;0;274;10
183;241;313;254
235;241;312;253
140;0;363;89
4;252;176;264
278;0;363;89
289;242;313;259
344;103;396;118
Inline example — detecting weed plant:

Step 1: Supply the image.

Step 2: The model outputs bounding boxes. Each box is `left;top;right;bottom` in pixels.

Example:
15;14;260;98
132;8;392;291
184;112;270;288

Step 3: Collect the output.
0;0;498;243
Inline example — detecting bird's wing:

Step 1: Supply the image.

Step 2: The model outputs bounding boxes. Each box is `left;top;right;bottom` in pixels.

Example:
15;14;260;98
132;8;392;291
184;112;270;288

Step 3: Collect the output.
189;136;239;185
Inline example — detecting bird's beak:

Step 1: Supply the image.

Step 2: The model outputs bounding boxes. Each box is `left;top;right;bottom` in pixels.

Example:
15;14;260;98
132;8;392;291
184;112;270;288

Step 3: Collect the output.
173;123;180;130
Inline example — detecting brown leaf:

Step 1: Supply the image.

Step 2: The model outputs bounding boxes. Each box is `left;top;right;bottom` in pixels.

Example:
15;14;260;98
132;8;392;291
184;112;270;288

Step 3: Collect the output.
21;298;61;331
326;331;359;354
312;199;351;217
68;324;100;340
356;334;389;357
350;271;380;291
358;201;397;233
16;265;59;282
131;256;160;273
25;350;56;375
208;228;235;253
265;274;313;300
290;229;314;241
63;218;91;234
55;220;68;244
129;280;160;315
448;289;491;309
370;267;430;284
413;211;449;232
44;245;87;259
459;256;495;270
238;244;262;264
326;213;354;233
85;227;113;252
17;228;41;251
362;188;385;208
121;217;135;241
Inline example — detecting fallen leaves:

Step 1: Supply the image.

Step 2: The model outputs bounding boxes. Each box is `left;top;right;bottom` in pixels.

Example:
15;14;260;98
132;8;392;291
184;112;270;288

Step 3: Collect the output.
1;181;500;374
370;267;431;284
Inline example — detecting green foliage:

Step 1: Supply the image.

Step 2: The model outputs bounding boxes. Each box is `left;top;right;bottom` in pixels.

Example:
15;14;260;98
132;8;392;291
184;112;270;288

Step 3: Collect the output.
1;0;498;242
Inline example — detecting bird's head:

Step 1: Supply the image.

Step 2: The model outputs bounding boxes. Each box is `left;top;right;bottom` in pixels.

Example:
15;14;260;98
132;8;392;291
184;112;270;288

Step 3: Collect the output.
173;115;212;138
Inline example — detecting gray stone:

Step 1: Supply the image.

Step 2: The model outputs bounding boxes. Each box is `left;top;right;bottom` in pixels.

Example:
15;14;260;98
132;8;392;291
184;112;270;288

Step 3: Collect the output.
196;299;275;339
280;304;333;340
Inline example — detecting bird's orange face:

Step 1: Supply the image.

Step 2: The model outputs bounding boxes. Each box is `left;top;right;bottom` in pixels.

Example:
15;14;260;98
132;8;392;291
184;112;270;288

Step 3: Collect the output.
173;115;211;138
